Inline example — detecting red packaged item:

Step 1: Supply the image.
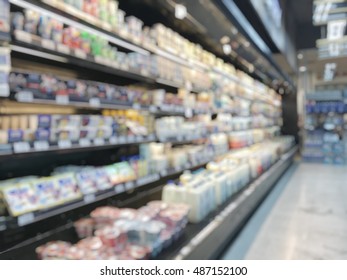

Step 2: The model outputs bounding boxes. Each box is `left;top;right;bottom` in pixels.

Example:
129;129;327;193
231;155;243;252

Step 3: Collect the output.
126;245;150;260
90;206;120;227
118;208;137;220
95;226;127;253
74;218;95;238
147;201;168;210
76;237;103;252
64;246;85;260
36;241;71;260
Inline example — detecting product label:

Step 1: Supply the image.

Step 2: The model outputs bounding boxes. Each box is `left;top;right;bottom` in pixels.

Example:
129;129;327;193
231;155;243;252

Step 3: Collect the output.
149;105;157;113
94;138;105;146
109;136;118;145
125;181;135;191
57;44;70;55
33;141;49;151
0;0;9;35
132;103;141;110
17;212;35;226
89;98;100;107
79;138;91;147
56;95;69;105
41;39;55;51
114;184;125;194
83;194;96;204
74;49;87;60
13;142;30;153
16;91;34;102
58;140;72;149
118;136;126;144
15;30;32;44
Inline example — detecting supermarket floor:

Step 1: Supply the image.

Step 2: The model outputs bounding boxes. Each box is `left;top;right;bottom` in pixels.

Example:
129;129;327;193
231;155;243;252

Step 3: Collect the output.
221;161;347;260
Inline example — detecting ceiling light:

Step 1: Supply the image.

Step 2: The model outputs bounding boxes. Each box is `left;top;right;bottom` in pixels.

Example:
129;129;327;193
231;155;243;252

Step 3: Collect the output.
297;53;303;60
222;44;232;55
175;4;187;20
299;66;307;72
220;36;230;44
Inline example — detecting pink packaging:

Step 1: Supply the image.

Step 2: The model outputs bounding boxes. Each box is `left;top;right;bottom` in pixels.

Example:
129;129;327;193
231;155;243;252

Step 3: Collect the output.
74;218;95;238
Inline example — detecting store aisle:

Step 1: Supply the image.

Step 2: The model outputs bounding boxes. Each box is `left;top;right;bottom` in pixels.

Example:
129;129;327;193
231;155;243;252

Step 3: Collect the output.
221;162;347;260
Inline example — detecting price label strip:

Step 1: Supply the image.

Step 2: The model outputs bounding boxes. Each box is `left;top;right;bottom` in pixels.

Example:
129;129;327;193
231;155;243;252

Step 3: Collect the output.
33;141;49;151
13;142;31;153
83;194;96;204
58;140;72;149
114;184;125;194
125;181;135;191
18;212;35;227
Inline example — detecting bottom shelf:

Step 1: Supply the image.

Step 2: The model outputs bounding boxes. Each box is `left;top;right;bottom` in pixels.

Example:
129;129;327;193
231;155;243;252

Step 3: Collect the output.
0;146;297;260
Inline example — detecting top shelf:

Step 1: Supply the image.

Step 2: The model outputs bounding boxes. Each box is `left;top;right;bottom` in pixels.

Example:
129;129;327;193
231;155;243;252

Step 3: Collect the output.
8;0;281;107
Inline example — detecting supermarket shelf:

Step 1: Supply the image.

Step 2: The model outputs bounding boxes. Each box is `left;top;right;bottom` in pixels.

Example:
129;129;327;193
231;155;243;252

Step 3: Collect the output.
10;0;150;55
0;157;214;233
0;145;297;259
16;0;211;76
0;133;211;160
167;145;298;260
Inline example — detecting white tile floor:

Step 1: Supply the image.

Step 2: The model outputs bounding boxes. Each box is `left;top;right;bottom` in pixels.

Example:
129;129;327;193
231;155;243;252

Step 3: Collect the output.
221;162;347;260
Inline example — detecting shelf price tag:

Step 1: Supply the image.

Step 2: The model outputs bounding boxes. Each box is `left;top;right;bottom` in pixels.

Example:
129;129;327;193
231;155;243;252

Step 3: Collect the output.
94;138;105;146
15;30;32;44
132;103;141;110
56;95;69;105
34;141;49;151
118;136;126;144
89;98;100;107
185;108;193;118
160;170;168;177
41;39;55;50
13;142;31;153
125;181;135;190
57;44;70;55
58;140;72;149
79;139;91;147
109;137;118;145
114;184;125;194
83;194;96;204
18;212;35;226
127;135;135;143
16;91;34;103
149;105;157;113
74;49;87;59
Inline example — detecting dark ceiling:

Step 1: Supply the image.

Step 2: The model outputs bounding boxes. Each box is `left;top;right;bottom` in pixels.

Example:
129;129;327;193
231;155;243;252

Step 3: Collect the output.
234;0;320;51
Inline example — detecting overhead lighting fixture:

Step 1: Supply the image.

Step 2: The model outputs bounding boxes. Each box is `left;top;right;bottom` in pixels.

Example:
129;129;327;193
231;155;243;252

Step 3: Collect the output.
175;4;187;20
323;62;337;81
220;36;230;44
222;44;232;55
299;66;307;72
297;53;304;60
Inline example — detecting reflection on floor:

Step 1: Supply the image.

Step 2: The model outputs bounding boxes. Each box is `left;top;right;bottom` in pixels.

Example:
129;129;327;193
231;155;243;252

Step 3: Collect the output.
221;162;347;260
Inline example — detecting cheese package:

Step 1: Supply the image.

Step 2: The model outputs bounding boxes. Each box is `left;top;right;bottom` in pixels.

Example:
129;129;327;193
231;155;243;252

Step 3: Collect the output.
1;182;39;216
54;173;82;203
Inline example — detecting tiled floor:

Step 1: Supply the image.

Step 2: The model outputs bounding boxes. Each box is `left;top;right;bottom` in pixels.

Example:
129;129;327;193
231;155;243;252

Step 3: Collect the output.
220;162;347;260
